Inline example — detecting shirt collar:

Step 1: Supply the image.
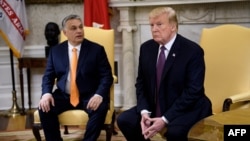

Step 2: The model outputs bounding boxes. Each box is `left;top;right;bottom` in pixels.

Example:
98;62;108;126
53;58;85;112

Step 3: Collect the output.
68;42;81;51
161;34;177;51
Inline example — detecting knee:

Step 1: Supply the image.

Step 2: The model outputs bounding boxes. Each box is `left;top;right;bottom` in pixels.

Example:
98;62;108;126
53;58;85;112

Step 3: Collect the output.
116;107;139;129
166;127;188;141
116;110;138;129
116;112;128;127
38;108;47;117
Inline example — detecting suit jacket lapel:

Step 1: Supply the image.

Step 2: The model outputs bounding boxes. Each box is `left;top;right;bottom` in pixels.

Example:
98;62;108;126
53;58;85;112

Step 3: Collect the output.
161;35;180;80
61;42;70;70
151;43;160;76
76;39;88;74
151;43;160;96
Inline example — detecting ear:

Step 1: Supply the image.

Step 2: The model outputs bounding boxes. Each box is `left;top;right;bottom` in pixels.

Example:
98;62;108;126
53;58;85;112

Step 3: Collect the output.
170;23;177;31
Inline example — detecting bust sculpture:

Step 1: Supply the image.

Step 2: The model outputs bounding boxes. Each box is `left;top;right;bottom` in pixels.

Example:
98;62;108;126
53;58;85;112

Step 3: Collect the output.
44;22;60;57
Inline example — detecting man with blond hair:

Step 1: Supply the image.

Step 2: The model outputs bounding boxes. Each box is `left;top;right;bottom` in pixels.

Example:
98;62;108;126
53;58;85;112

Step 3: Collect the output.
117;7;212;141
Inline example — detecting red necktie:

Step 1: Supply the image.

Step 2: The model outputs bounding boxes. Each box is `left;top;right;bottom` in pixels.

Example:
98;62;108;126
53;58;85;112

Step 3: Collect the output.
156;46;166;117
70;47;79;107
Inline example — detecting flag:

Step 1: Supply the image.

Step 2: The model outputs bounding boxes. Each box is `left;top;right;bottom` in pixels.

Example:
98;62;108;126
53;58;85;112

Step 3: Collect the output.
84;0;111;29
0;0;29;58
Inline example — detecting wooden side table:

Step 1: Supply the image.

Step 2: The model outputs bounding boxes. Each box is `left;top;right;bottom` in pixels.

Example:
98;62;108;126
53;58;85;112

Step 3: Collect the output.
18;57;47;114
188;108;250;141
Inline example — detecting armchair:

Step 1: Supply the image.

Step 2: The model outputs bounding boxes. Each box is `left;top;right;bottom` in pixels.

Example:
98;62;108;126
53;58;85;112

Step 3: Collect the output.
32;27;117;141
200;24;250;114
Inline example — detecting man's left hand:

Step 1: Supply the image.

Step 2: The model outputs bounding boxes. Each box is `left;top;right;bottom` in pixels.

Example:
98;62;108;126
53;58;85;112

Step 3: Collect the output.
87;94;103;111
143;117;166;139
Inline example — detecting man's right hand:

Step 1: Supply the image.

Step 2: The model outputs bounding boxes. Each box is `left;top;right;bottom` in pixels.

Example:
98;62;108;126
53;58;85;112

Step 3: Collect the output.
38;93;54;112
140;113;151;138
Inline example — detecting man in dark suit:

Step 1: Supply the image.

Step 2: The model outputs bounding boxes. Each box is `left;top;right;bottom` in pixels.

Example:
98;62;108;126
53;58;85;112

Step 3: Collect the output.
38;14;113;141
117;7;212;141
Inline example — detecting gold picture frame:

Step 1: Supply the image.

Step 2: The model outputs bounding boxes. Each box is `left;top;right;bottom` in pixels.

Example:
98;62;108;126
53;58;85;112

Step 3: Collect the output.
25;0;82;4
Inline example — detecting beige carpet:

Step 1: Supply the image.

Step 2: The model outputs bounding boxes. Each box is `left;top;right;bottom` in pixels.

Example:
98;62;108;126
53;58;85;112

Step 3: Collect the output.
0;128;165;141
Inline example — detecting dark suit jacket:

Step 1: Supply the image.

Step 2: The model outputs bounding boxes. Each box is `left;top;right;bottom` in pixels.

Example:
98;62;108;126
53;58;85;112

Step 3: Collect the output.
136;34;211;122
41;39;113;102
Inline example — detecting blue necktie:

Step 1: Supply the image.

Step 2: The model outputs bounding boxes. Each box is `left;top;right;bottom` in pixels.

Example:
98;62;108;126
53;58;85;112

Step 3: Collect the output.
156;46;166;117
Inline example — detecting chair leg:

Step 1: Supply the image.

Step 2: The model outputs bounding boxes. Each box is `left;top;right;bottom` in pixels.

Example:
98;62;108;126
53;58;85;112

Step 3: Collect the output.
104;110;117;141
32;123;43;141
105;124;113;141
64;125;69;134
112;110;118;135
113;129;118;135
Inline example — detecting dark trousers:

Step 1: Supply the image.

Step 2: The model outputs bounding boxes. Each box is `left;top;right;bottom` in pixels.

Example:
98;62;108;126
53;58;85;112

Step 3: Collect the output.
117;96;212;141
39;94;108;141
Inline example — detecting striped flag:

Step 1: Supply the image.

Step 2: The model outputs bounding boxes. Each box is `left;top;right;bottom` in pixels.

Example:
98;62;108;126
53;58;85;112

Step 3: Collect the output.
0;0;29;58
84;0;111;29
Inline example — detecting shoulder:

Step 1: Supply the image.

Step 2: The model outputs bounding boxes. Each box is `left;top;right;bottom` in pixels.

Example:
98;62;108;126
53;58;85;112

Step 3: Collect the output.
82;38;103;49
176;34;203;53
50;41;68;52
53;40;67;47
140;39;159;51
141;39;158;47
81;39;106;54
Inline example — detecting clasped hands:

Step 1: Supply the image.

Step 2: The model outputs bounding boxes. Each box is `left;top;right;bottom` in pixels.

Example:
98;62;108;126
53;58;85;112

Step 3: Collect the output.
141;113;166;139
38;93;102;112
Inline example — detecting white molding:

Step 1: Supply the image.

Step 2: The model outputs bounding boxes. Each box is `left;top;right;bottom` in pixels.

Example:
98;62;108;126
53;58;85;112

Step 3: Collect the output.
109;0;248;7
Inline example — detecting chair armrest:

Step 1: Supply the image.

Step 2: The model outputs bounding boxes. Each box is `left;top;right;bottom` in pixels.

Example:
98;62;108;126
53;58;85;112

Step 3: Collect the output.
113;75;118;84
223;91;250;112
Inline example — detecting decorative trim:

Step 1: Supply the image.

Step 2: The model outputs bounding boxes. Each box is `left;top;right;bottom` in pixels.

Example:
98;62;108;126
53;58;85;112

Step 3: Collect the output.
25;0;82;4
117;25;138;32
178;5;216;24
109;0;248;7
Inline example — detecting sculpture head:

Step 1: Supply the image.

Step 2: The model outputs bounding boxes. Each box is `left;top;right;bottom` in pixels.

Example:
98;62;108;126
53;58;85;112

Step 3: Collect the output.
44;22;60;46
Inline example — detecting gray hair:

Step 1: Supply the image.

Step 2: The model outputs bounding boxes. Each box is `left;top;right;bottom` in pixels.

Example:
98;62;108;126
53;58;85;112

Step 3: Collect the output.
61;14;82;29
